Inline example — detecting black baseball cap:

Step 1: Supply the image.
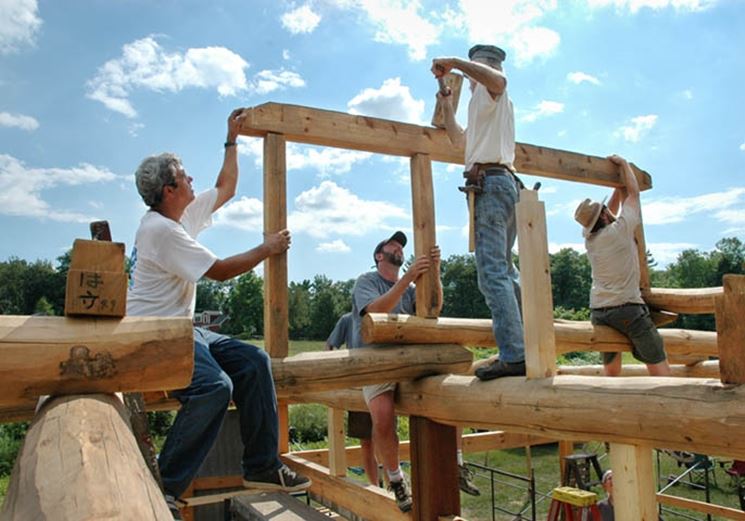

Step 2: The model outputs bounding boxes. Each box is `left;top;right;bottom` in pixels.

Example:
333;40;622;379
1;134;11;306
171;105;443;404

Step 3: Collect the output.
373;231;407;264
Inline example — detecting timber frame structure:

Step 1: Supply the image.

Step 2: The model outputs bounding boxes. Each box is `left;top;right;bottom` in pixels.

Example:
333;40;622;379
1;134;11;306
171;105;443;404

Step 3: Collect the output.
1;102;744;521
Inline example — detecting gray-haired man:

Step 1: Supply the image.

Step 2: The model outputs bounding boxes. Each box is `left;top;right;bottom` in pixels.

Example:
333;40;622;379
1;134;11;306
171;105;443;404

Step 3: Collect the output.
127;109;310;519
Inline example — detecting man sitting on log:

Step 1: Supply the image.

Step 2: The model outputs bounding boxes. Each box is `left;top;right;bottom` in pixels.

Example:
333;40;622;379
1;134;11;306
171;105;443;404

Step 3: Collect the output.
127;108;310;518
349;231;442;511
574;155;671;377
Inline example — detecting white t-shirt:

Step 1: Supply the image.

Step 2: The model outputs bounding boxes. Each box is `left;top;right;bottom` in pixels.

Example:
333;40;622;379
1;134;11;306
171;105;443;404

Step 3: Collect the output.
127;189;219;318
585;201;644;309
465;82;515;171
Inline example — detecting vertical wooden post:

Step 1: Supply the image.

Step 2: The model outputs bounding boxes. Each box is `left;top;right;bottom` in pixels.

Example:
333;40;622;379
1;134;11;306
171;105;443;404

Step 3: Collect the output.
716;274;745;384
410;153;439;318
410;416;460;521
634;222;650;293
516;189;557;379
327;408;347;477
263;132;289;453
609;443;657;521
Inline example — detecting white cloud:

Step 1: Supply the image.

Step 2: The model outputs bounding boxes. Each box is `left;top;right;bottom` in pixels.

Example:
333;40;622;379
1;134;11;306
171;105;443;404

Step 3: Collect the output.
739;142;745;152
617;114;657;142
0;154;118;222
281;4;322;34
347;77;425;124
214;196;263;231
87;37;250;118
455;0;561;66
520;100;564;123
251;68;305;94
681;89;693;100
0;0;41;54
567;71;601;86
316;239;351;253
0;111;38;130
647;242;698;265
238;137;372;176
586;0;717;13
282;49;291;60
643;188;745;225
289;180;409;238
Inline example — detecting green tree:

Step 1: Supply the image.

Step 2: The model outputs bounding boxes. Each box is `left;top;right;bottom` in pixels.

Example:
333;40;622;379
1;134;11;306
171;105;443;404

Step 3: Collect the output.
440;254;490;318
288;280;312;339
308;275;351;340
195;279;229;312
550;248;591;312
223;271;264;337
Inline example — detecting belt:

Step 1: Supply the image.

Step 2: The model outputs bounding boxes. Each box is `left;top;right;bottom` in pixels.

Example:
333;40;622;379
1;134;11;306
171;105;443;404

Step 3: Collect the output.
476;162;513;174
592;303;644;312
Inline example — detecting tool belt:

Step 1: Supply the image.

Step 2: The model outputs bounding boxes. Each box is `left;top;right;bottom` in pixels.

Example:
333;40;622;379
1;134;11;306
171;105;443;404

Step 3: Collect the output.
462;162;525;191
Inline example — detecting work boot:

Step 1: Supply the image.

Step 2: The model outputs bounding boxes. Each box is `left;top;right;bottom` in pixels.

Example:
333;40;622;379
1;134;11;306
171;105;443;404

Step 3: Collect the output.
475;359;526;380
243;464;312;492
458;464;481;496
164;494;185;520
389;477;413;512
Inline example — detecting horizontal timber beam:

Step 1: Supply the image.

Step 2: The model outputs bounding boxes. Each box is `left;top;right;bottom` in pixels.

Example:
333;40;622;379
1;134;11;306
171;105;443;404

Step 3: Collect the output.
645;286;722;314
558;361;720;378
239;103;652;190
0;315;193;408
271;343;472;398
298;374;745;460
362;313;717;358
657;493;745;520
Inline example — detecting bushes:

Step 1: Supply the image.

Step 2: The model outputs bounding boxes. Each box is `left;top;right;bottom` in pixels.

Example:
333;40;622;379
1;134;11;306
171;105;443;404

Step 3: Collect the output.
0;423;28;476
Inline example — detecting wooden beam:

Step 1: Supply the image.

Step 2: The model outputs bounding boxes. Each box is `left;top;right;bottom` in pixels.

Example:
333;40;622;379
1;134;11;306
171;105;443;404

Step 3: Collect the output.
0;315;193;407
410;153;439;318
292;430;555;467
239;103;652;190
657;493;745;520
361;313;717;359
716;274;745;384
263;132;289;453
410;417;460;521
299;374;745;460
644;286;722;314
281;454;409;521
327;408;346;477
274;344;472;399
516;189;556;378
609;443;657;521
1;394;171;520
558;361;720;378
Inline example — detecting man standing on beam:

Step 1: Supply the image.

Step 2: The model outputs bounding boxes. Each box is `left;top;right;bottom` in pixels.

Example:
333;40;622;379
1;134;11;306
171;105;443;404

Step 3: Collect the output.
432;45;526;380
350;231;442;512
574;154;671;377
127;108;310;520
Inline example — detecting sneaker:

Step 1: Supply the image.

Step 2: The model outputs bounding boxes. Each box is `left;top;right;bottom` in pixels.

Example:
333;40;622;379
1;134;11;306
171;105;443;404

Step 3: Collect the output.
243;464;312;492
164;494;184;520
458;464;481;496
475;359;526;380
389;478;413;512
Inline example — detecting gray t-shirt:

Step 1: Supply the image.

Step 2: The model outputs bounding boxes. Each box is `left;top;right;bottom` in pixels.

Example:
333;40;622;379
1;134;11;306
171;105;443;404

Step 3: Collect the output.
350;271;416;348
326;312;353;349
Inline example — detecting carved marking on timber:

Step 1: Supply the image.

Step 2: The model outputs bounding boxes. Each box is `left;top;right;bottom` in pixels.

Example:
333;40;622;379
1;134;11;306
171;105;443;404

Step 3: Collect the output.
60;345;117;379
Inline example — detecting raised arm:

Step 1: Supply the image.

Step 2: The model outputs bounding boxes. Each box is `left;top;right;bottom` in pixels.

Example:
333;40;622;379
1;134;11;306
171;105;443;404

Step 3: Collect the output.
436;91;465;148
608;154;640;207
432;57;506;97
365;255;432;314
213;108;246;211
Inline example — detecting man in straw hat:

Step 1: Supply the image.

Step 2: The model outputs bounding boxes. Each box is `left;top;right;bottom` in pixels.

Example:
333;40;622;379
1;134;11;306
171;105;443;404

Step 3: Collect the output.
431;44;526;380
575;155;670;377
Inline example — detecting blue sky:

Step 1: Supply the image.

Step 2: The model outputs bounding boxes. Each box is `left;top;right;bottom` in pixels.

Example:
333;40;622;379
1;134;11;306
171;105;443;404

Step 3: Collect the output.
1;0;743;283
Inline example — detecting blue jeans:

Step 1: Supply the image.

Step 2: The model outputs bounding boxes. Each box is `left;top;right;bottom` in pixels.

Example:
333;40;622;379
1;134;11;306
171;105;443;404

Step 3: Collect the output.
474;173;525;363
159;328;281;497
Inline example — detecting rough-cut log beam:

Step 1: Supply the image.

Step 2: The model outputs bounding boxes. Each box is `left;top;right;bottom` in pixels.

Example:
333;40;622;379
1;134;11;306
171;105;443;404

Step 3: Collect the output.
282;454;408;521
645;287;722;314
0;315;193;407
1;394;171;520
362;313;717;358
298;375;745;460
239;103;652;190
558;361;720;378
271;344;472;398
657;493;745;520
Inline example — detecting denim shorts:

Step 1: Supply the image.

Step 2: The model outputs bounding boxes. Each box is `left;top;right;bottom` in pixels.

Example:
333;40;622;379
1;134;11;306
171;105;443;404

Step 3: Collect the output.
591;304;666;365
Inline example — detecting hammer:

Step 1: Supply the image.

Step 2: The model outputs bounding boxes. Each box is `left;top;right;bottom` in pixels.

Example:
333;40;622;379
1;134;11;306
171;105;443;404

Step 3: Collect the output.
458;184;481;253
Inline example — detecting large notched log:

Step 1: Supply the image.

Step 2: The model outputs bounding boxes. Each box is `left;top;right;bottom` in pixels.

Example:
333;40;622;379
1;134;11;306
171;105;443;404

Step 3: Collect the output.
1;394;171;520
0;315;193;408
239;103;652;190
645;287;722;314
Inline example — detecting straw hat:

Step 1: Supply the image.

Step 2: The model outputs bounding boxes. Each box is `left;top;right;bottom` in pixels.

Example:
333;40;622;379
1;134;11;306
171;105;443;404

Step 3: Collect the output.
574;197;607;233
